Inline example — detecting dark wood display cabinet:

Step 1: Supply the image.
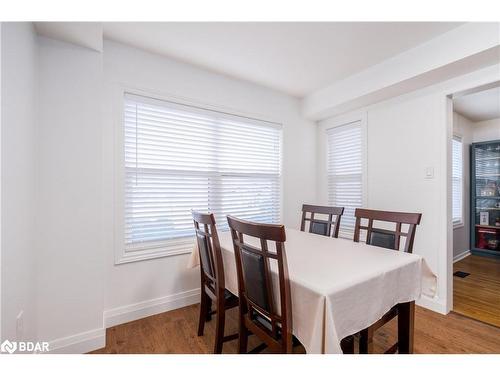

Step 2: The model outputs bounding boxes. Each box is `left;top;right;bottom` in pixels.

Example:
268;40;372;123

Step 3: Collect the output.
471;140;500;258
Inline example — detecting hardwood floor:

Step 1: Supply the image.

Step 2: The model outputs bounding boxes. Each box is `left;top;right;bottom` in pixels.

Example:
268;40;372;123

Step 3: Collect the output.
90;303;500;354
453;254;500;327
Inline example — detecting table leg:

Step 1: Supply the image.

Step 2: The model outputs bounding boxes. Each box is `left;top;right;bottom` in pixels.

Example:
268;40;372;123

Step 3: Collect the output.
397;301;415;354
340;335;355;354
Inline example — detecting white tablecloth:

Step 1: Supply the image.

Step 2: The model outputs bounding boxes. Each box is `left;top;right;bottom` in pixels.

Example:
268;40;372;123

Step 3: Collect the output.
187;228;436;354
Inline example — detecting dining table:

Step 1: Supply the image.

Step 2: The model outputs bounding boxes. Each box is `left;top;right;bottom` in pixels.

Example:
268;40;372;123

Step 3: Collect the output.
187;227;437;354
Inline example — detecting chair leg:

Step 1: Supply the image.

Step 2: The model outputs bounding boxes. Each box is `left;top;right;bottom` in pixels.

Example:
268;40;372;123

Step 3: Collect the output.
359;328;374;354
283;334;293;354
397;301;415;354
198;291;209;336
214;302;225;354
238;321;248;354
206;299;212;322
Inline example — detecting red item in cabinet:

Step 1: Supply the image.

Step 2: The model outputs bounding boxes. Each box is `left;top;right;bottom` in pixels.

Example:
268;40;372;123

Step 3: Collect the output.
476;227;498;249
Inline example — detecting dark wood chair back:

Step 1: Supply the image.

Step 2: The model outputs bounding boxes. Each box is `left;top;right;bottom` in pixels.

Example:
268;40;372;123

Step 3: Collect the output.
192;211;225;298
227;216;293;353
300;204;344;238
353;208;422;253
193;211;240;354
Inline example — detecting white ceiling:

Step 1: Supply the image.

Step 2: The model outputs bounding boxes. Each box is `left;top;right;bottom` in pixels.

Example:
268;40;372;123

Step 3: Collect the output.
102;22;463;97
35;22;103;52
454;86;500;122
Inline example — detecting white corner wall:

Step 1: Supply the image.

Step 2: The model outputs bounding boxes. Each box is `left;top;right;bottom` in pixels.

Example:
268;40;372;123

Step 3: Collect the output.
101;40;316;322
1;22;38;342
35;36;106;352
20;36;316;351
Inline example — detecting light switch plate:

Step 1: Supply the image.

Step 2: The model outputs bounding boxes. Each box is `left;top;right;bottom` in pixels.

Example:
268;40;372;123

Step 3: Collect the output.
425;167;434;179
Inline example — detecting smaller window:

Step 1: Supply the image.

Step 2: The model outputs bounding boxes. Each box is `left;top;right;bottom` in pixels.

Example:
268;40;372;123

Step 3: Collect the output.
327;121;364;237
452;136;463;227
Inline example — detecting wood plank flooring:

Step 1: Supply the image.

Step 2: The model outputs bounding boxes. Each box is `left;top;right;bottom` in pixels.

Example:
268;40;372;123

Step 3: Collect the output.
453;254;500;327
90;303;500;354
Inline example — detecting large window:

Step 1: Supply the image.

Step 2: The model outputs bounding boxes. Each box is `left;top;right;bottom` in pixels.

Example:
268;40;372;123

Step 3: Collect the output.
452;136;463;226
119;93;281;263
327;121;364;236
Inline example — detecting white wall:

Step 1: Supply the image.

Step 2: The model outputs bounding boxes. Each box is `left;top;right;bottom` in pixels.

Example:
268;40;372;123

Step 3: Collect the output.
473;117;500;142
35;36;105;351
101;40;316;318
452;112;473;260
1;22;38;341
316;64;500;314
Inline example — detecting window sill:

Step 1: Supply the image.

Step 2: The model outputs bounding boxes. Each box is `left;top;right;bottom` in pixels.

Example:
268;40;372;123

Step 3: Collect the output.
115;238;195;265
453;222;464;230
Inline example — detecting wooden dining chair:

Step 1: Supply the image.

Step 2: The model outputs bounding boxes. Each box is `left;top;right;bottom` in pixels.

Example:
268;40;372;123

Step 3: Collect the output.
192;211;239;354
300;204;344;238
227;215;294;354
353;208;422;354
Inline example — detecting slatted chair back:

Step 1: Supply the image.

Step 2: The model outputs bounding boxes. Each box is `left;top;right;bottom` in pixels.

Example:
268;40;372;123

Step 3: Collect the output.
192;211;225;297
353;208;422;253
227;216;293;353
300;204;344;238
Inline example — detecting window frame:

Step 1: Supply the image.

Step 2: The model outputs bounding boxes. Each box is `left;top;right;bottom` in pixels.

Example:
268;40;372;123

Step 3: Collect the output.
113;87;283;264
452;134;464;229
323;113;368;239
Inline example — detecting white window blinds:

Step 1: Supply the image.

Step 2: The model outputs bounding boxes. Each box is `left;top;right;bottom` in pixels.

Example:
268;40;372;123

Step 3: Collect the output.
123;93;281;260
452;136;463;225
327;121;364;236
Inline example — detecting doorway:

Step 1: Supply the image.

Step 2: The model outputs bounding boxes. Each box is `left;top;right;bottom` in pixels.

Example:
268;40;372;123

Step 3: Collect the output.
450;82;500;327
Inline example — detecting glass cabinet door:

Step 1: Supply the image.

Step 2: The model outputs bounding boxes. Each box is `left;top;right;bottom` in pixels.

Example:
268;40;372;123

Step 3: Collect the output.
473;141;500;253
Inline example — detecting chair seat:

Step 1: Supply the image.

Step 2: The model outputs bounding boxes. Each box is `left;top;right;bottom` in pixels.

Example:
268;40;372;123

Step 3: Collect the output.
252;313;301;347
206;289;238;318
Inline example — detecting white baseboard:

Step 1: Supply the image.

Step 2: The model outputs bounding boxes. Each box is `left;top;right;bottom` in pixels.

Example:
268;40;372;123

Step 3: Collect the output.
48;328;105;354
44;289;200;354
453;250;471;263
103;288;201;328
417;295;448;315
